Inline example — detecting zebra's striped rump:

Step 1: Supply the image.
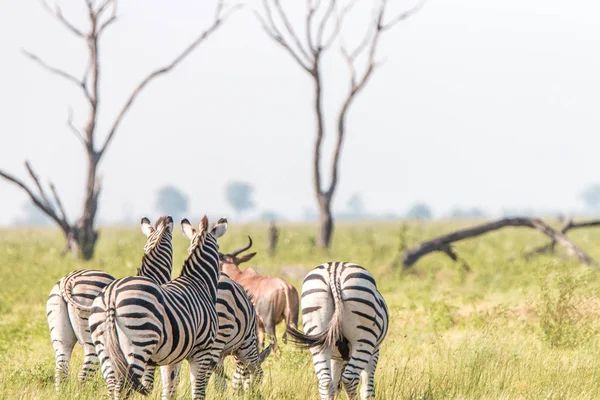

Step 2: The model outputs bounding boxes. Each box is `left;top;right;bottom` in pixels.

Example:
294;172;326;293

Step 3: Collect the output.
47;270;115;391
97;216;227;400
286;262;389;400
65;216;173;396
212;273;272;392
48;216;174;393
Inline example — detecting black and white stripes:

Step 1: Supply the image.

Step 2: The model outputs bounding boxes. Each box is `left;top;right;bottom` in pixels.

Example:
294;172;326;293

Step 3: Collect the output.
212;273;272;392
47;269;115;391
286;262;388;400
46;216;174;392
91;216;227;400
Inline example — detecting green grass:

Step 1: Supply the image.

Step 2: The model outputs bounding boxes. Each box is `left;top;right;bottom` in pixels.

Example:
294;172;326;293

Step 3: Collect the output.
2;220;600;399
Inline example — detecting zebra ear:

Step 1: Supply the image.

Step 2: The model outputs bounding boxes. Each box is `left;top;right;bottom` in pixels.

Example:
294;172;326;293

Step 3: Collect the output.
181;218;196;240
211;217;228;238
165;216;174;233
141;217;154;237
259;343;272;364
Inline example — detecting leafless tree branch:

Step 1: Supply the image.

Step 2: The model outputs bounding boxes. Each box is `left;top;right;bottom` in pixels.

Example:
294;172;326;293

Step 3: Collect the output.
25;161;52;209
22;50;92;103
315;0;337;49
441;244;471;272
67;107;88;147
98;0;241;158
305;0;320;52
328;0;418;196
255;3;313;73
0;166;69;233
49;182;70;225
40;0;85;37
380;0;425;31
0;170;44;211
95;0;117;34
273;0;313;61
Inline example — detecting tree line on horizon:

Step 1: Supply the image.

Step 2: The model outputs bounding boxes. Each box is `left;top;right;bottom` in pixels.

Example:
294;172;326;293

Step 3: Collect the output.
13;182;600;227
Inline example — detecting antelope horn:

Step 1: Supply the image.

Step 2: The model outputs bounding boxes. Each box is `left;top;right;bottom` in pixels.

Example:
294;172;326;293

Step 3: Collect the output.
229;236;253;257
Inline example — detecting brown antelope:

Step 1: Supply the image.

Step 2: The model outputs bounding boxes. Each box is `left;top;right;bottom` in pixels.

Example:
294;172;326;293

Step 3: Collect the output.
219;236;299;352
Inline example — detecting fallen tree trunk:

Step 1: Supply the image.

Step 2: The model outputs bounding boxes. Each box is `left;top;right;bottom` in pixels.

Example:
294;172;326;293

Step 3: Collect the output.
523;219;600;259
401;217;598;269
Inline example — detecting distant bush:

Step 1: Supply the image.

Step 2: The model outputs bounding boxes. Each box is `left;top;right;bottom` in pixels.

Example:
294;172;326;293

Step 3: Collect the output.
406;203;433;220
428;298;458;331
537;272;597;348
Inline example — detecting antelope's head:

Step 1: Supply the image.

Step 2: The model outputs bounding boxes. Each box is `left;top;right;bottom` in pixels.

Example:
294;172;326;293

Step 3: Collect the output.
219;236;257;275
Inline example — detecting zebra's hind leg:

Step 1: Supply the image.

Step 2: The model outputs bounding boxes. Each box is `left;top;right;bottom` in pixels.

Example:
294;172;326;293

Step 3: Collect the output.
95;335;117;397
90;312;115;396
331;359;345;398
310;348;334;400
77;340;99;383
66;303;98;384
141;365;156;393
232;343;264;392
341;348;374;400
189;350;216;400
213;360;228;392
359;350;379;400
160;363;182;400
231;359;249;392
47;283;77;392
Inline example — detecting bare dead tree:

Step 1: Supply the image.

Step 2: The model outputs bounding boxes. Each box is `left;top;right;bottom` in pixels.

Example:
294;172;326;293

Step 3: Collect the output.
396;217;598;269
255;0;423;247
0;0;239;259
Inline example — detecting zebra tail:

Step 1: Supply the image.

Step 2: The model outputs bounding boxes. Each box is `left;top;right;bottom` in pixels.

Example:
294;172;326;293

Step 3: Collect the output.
286;268;344;354
285;324;328;350
323;265;344;352
104;304;149;396
61;277;94;313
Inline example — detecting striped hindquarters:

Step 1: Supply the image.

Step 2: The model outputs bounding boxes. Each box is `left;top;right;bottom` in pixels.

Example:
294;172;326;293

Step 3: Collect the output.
215;274;259;359
287;262;389;400
61;269;115;312
288;261;389;355
97;217;226;399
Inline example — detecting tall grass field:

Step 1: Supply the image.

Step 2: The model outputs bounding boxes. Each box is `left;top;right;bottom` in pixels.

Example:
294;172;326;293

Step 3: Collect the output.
2;220;600;399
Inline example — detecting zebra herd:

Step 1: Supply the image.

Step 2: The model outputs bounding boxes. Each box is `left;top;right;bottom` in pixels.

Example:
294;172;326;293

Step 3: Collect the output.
47;216;389;400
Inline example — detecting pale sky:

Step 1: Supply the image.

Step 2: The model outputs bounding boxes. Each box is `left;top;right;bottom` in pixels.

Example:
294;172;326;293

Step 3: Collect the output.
0;0;599;225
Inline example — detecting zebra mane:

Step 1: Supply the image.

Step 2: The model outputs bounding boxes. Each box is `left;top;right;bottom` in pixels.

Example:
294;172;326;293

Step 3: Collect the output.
179;216;219;278
142;217;173;253
137;216;173;279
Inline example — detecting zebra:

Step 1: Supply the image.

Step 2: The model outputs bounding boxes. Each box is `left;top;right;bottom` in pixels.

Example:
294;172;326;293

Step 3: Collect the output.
155;227;274;399
91;216;227;400
161;274;273;398
46;216;174;392
212;274;272;392
286;262;389;400
161;229;272;397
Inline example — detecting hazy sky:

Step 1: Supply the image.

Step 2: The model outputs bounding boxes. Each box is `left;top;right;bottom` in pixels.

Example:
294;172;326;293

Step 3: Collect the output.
1;0;599;225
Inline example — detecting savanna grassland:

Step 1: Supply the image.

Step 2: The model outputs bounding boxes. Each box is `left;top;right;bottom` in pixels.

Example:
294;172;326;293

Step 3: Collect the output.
2;220;600;400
